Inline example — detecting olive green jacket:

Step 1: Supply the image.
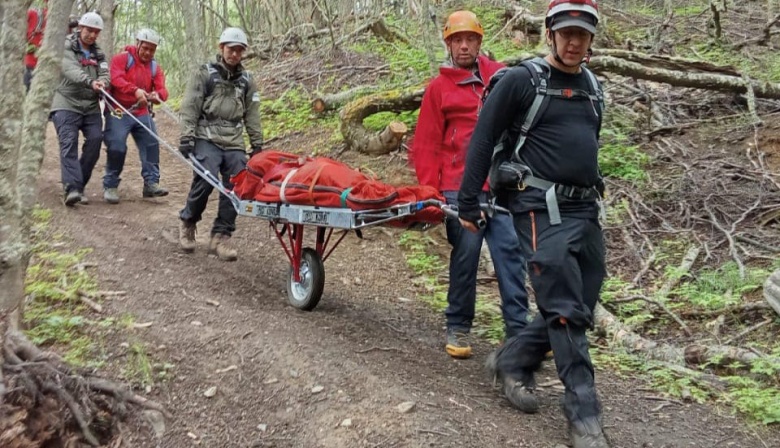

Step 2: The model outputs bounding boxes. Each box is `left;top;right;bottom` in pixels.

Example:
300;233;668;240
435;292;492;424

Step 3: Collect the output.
51;33;109;115
179;56;263;151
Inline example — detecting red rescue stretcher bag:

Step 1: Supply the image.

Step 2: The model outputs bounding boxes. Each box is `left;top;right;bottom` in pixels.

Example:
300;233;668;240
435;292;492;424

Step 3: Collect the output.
231;151;445;226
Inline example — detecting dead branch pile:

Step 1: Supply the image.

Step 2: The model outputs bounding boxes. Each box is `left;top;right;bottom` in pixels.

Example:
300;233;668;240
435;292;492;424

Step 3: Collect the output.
1;331;168;447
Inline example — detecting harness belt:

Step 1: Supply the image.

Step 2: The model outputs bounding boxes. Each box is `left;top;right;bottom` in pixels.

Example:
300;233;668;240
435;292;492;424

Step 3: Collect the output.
518;175;599;225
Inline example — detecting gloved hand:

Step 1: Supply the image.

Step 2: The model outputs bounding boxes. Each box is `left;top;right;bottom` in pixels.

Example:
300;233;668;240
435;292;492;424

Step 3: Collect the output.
457;197;483;226
179;137;195;158
249;146;262;158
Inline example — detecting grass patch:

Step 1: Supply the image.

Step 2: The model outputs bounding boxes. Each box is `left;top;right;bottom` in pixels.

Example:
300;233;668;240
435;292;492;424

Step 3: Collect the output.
23;206;173;383
260;87;339;140
350;36;435;87
23;209;104;367
398;230;505;343
671;262;774;310
594;349;780;424
123;341;154;387
599;108;650;182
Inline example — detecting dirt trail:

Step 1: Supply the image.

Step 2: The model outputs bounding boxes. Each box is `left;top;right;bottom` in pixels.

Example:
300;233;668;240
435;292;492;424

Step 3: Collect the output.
34;114;776;448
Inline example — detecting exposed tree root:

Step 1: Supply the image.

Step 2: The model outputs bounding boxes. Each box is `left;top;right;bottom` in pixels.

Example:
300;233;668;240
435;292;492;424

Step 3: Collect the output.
1;330;168;447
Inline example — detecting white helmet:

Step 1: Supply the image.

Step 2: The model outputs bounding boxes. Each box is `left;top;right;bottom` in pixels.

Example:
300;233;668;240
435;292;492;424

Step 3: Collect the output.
219;27;248;48
136;28;160;46
78;12;104;31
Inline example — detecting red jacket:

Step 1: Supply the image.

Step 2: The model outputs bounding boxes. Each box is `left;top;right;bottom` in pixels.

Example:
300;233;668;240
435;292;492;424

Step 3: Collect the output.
412;55;504;192
25;7;46;69
108;45;169;117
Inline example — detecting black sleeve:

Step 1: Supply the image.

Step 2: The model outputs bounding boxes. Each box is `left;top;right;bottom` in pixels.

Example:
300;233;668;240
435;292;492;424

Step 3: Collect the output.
458;68;534;222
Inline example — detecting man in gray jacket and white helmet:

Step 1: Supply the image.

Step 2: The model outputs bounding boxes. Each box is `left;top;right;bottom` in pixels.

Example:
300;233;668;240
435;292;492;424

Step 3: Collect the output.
50;12;109;206
177;27;263;261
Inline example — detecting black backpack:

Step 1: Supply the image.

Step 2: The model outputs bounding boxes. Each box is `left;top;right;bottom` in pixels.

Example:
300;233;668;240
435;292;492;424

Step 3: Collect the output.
485;57;604;185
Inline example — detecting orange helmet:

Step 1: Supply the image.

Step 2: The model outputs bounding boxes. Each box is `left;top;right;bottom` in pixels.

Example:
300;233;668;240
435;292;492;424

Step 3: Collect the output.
442;11;484;40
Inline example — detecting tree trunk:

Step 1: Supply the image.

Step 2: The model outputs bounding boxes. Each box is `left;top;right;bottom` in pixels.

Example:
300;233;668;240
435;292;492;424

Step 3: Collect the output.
0;0;29;323
97;0;115;58
1;0;72;406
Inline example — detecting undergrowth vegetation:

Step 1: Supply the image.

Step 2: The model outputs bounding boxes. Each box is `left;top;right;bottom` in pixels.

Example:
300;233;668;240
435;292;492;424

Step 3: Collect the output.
23;207;171;388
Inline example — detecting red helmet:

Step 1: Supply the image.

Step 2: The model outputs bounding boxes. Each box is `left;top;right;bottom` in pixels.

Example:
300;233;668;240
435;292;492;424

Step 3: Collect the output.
545;0;599;33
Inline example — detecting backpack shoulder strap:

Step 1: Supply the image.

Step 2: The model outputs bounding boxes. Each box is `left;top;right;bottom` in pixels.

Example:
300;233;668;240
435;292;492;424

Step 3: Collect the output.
581;66;604;135
509;58;552;162
204;63;222;97
126;53;158;77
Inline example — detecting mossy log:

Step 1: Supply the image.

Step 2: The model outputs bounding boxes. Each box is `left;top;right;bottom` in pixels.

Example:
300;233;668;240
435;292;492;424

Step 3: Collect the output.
339;87;424;155
595;304;768;369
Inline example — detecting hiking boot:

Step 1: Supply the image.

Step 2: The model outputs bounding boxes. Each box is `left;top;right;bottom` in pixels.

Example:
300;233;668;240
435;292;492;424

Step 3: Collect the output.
79;193;89;205
445;328;472;359
570;418;611;448
485;349;540;414
208;233;237;261
63;190;81;207
103;188;120;204
143;183;169;197
179;220;197;253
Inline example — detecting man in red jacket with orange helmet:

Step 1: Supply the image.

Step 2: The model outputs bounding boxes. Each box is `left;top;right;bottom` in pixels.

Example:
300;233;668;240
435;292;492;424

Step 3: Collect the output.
102;28;169;204
412;10;529;359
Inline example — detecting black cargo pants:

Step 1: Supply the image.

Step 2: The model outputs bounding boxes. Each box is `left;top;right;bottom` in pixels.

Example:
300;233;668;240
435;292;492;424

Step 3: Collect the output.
179;139;247;236
496;210;606;423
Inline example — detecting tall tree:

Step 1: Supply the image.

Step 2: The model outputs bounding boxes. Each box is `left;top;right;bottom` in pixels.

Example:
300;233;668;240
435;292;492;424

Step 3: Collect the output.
97;0;116;57
0;0;74;403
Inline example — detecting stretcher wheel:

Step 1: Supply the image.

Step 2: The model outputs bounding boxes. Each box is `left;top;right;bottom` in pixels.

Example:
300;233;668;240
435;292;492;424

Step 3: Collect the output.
287;248;325;311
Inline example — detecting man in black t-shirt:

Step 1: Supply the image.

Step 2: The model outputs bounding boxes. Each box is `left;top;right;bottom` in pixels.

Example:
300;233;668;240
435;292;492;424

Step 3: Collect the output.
458;1;610;447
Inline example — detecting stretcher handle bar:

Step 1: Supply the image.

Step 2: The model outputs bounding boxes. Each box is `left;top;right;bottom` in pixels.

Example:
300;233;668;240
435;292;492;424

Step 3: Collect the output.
99;88;240;211
441;203;510;230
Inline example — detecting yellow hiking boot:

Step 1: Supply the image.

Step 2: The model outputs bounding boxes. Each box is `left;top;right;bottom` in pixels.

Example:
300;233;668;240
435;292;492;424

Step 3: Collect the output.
445;329;472;359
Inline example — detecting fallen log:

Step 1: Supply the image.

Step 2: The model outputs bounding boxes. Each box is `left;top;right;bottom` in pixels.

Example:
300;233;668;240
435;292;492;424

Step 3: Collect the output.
594;304;770;369
312;85;378;114
502;50;780;100
339;87;424;154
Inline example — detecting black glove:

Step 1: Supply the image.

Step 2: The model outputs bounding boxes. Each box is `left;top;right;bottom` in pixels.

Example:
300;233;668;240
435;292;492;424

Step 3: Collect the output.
179;137;195;158
249;146;263;158
456;196;483;226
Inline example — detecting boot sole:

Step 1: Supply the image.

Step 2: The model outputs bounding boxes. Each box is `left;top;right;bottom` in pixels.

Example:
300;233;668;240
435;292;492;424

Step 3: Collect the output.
64;196;80;207
445;344;472;359
505;389;540;414
143;191;169;198
180;245;196;253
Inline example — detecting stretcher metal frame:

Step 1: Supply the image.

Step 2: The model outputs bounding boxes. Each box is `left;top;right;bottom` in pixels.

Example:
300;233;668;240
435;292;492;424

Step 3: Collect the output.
234;197;444;311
